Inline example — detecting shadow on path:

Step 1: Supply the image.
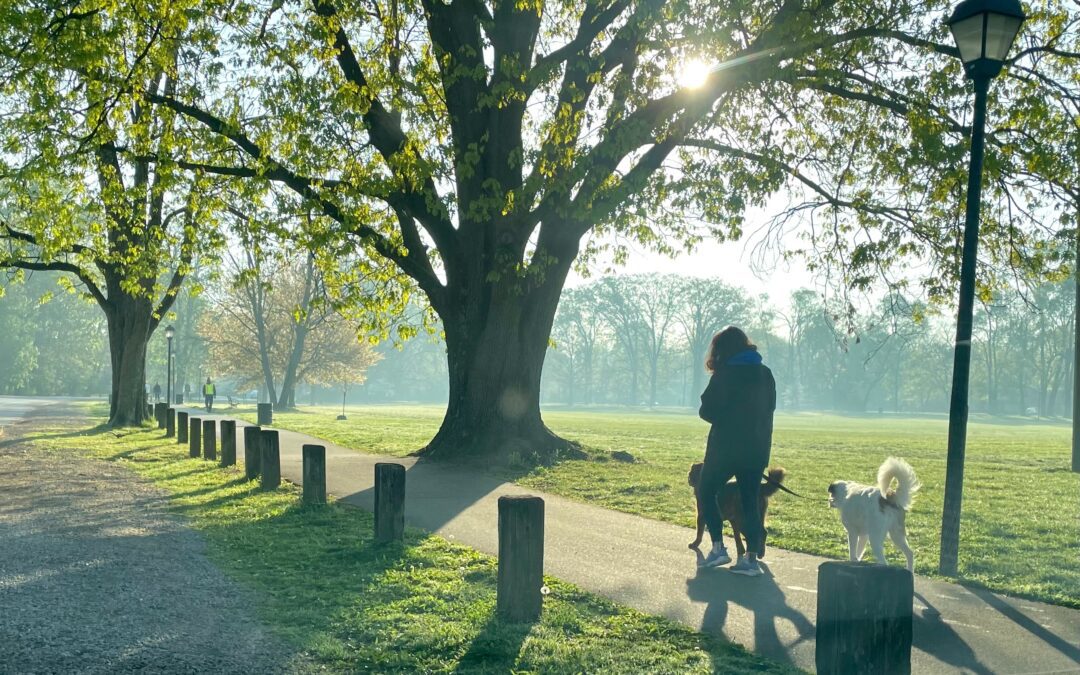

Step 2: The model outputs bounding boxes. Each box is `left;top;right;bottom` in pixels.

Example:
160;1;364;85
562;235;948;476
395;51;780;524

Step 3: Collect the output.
965;585;1080;665
912;592;993;675
337;455;537;536
685;551;814;668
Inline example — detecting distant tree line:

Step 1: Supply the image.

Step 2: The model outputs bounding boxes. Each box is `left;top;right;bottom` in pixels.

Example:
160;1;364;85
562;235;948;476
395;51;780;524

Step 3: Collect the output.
0;274;109;396
3;267;1076;419
536;274;1076;417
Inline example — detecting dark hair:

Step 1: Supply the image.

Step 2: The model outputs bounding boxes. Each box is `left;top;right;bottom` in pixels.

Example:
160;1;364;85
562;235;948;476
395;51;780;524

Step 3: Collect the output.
706;326;756;373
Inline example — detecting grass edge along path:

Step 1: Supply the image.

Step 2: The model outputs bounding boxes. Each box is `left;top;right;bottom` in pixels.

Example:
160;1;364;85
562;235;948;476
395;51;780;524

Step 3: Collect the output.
231;404;1080;610
35;417;798;674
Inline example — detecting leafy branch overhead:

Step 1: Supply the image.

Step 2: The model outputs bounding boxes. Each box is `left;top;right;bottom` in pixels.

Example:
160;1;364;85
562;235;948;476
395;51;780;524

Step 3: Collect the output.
1;0;1076;446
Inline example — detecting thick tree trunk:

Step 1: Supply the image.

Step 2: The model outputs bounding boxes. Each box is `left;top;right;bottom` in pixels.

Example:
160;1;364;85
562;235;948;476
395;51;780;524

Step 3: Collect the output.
105;294;154;427
420;264;581;463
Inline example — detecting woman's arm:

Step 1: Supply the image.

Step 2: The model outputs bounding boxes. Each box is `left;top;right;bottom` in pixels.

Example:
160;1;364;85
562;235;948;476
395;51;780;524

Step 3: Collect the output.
699;371;728;423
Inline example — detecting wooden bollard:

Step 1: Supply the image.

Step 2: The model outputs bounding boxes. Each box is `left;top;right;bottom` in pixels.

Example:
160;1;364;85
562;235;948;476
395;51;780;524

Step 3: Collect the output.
220;420;237;467
816;561;913;675
155;402;167;429
257;402;273;426
374;463;406;543
177;411;188;444
303;444;326;505
497;495;545;623
243;425;262;480
188;417;202;458
202;419;217;461
260;429;281;490
166;407;176;438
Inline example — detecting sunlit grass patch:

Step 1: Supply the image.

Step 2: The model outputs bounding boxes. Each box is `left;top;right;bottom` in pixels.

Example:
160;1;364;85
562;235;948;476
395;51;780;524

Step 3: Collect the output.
33;418;796;674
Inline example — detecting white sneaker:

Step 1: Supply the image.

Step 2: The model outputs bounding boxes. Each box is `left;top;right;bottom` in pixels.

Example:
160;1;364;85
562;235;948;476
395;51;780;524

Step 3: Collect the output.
730;557;763;577
699;547;732;568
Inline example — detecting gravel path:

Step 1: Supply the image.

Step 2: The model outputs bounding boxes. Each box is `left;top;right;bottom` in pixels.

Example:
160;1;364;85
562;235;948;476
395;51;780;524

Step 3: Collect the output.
0;417;295;674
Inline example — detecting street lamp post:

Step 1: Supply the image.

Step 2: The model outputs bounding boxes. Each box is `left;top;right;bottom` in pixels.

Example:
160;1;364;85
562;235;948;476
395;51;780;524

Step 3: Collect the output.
940;0;1026;577
165;324;175;407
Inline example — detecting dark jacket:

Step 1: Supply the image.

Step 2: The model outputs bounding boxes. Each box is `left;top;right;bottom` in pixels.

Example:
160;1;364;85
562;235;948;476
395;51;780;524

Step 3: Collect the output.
699;350;776;469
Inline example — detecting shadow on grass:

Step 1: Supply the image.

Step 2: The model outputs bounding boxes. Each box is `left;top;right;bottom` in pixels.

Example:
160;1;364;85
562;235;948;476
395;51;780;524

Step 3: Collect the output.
0;423;113;450
453;613;534;673
23;414;798;673
168;476;250;501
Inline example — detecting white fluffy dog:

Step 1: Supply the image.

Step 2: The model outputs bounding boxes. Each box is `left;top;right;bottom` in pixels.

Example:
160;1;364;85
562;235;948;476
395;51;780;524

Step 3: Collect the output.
828;457;920;572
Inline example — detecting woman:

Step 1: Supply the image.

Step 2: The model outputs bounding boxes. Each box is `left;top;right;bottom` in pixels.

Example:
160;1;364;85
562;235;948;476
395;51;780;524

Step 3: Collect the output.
697;326;776;576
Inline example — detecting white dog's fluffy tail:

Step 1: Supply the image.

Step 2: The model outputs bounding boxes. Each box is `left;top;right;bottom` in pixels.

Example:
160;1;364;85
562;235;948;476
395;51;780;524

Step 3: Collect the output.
878;457;920;511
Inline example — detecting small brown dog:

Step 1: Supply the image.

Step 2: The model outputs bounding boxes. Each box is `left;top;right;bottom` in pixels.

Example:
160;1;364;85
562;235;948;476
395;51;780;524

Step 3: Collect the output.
687;463;787;557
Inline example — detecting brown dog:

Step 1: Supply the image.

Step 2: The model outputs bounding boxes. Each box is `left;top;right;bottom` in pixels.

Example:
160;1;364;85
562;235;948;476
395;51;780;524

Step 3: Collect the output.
687;463;787;557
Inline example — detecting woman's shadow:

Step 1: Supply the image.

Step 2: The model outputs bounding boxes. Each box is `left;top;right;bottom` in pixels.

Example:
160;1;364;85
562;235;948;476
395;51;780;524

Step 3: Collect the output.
685;550;815;667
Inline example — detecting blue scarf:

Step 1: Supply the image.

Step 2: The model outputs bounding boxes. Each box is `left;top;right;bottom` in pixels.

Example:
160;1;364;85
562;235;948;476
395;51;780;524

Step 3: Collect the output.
726;349;763;366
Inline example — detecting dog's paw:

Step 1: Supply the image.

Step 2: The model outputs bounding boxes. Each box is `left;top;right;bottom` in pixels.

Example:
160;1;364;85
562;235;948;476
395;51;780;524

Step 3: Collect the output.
688;540;702;549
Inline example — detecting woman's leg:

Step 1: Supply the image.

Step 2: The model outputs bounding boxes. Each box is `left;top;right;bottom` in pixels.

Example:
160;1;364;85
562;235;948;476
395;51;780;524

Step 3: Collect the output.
730;468;766;575
697;464;735;566
697;465;734;545
734;468;764;554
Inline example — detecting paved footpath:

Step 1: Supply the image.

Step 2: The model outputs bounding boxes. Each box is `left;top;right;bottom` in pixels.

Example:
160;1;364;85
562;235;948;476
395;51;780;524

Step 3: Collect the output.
187;408;1078;673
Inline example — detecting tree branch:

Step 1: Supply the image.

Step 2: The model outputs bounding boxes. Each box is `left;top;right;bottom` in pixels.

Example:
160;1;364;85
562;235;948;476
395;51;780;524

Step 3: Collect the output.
144;91;445;295
3;259;108;308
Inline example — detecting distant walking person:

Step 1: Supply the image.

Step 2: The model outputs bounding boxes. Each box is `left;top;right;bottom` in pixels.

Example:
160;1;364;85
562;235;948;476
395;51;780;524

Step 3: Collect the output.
696;326;776;577
152;382;162;402
184;382;191;403
203;378;216;413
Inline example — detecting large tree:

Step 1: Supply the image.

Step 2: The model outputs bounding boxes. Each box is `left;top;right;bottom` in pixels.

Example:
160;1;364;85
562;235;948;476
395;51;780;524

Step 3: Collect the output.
0;6;224;425
23;0;1076;454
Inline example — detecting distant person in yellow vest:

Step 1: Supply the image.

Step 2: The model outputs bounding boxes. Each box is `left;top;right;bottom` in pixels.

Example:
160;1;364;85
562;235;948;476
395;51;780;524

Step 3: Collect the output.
203;378;216;413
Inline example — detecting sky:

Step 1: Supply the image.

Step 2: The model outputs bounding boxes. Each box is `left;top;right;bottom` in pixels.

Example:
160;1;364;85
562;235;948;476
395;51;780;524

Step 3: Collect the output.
564;233;818;303
564;197;822;306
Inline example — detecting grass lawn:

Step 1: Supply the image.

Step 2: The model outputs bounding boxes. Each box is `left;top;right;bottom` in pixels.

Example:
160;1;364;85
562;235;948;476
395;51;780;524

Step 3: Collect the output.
31;412;796;674
230;403;1080;609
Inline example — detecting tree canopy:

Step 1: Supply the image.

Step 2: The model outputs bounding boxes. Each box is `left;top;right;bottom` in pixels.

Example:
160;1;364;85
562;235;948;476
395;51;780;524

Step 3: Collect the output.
2;0;1077;450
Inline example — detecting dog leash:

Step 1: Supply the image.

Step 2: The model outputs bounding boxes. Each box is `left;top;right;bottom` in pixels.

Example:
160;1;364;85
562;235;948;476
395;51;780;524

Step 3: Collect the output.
762;472;811;499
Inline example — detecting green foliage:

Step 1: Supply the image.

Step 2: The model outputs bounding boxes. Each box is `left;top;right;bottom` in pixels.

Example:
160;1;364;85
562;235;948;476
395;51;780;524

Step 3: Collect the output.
4;0;1070;314
40;414;797;674
0;273;108;394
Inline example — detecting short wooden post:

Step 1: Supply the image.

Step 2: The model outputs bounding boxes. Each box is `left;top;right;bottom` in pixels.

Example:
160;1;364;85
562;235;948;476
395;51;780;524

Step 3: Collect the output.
202;419;217;461
219;420;237;467
243;425;262;480
496;495;545;623
177;411;188;444
165;407;176;438
260;429;281;490
303;444;327;505
816;561;913;675
374;463;406;543
188;417;202;458
257;402;273;426
155;402;167;429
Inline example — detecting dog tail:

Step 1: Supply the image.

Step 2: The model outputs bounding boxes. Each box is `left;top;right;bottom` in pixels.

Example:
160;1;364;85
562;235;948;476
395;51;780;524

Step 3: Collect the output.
760;467;787;497
878;457;920;511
